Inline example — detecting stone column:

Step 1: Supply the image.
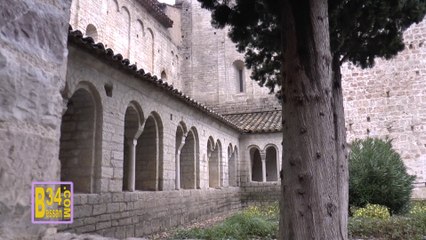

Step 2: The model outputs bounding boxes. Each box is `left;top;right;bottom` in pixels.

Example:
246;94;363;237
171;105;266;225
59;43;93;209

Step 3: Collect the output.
127;139;137;192
175;135;186;190
175;150;181;190
260;150;266;182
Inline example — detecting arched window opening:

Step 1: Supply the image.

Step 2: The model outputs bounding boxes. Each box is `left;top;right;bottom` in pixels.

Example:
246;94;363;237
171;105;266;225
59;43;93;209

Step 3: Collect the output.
85;24;98;42
228;144;237;187
266;147;278;181
175;125;185;189
60;88;101;193
146;28;154;72
133;20;145;66
250;147;262;182
161;70;167;80
123;106;142;191
190;127;201;189
136;115;160;191
208;138;220;188
233;60;245;93
180;130;196;189
120;7;131;58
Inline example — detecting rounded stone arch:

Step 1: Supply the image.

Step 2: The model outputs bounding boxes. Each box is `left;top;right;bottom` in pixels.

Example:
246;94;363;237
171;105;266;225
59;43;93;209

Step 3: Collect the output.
146;28;155;72
120;6;131;57
207;136;215;151
249;145;262;182
263;143;279;152
60;81;103;193
122;101;144;191
146;27;155;40
208;137;221;188
125;100;144;128
265;144;279;182
135;111;163;191
189;126;201;189
228;143;238;187
160;70;167;80
108;0;119;13
175;122;196;189
150;111;164;190
175;121;188;189
227;143;233;172
132;19;145;67
136;19;145;38
120;6;130;19
215;139;223;155
232;59;245;93
85;24;99;42
216;139;223;186
177;121;188;135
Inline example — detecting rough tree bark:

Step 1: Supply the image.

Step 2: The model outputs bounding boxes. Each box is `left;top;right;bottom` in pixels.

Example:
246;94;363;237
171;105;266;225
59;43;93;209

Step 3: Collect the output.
279;0;348;239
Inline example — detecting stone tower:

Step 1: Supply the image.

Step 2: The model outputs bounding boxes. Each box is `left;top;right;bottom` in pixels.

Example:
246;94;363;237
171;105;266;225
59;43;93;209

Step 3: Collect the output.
178;0;281;114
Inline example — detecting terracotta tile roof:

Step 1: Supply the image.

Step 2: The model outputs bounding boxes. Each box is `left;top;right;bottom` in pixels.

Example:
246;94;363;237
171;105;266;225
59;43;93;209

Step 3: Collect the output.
223;110;282;133
67;27;240;132
137;0;173;28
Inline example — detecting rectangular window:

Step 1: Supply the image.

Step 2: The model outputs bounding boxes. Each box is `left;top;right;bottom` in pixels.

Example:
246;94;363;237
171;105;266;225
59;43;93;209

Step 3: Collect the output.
238;69;244;92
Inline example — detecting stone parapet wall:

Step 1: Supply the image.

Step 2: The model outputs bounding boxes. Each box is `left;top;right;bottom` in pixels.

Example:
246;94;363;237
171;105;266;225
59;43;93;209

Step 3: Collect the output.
57;185;280;237
58;189;242;238
241;183;281;204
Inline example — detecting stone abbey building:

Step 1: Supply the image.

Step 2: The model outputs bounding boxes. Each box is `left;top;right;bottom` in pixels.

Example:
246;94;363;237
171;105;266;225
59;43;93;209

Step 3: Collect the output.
0;0;425;239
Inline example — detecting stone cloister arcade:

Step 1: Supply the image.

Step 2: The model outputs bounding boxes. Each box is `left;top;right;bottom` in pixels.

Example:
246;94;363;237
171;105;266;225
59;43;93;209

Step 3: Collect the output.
249;145;279;182
59;82;242;194
53;33;283;237
61;43;282;195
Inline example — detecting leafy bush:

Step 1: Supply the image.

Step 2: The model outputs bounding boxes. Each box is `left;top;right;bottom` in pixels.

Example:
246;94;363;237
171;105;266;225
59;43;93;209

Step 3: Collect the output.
409;200;426;217
353;204;390;219
349;214;426;240
174;203;278;240
349;137;416;214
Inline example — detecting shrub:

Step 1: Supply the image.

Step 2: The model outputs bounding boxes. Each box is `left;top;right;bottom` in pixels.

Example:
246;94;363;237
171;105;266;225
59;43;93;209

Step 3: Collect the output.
349;137;416;214
174;203;278;240
409;200;426;217
349;215;426;240
352;204;390;219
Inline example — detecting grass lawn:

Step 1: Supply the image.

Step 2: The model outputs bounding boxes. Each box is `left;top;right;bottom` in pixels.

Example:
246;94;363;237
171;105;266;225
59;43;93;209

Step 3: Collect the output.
172;201;426;240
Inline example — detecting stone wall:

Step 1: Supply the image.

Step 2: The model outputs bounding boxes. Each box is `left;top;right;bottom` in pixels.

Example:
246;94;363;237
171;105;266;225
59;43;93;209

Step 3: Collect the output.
0;0;71;239
59;189;242;238
342;18;426;198
70;0;182;89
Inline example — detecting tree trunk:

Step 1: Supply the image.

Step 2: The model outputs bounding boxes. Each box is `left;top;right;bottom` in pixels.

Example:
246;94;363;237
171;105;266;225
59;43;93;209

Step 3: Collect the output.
279;0;348;239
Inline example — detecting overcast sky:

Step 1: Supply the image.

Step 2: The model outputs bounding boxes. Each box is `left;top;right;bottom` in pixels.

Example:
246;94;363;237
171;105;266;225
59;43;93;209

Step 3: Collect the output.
158;0;175;5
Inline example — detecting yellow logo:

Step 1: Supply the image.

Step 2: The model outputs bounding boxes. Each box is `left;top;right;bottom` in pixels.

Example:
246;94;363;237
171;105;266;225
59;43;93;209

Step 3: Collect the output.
32;182;73;224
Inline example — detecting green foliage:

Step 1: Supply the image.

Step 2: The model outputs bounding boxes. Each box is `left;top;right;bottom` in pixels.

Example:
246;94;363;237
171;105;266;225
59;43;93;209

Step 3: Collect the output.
409;200;426;217
197;0;426;97
174;201;426;240
174;203;278;240
349;138;416;214
349;214;426;240
352;204;391;219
